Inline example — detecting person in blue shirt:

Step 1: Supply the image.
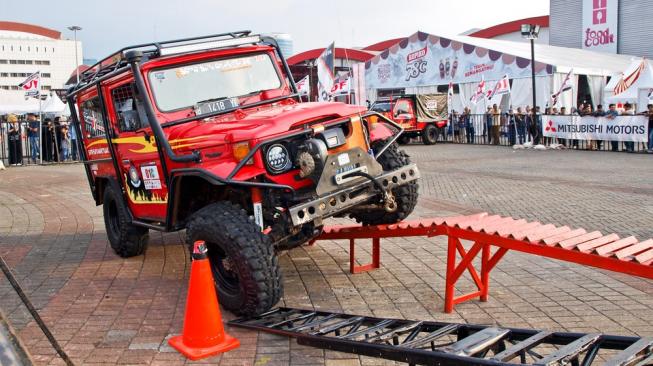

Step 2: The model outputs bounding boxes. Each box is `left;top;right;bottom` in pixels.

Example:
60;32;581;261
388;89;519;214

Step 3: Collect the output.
26;113;40;163
605;104;620;152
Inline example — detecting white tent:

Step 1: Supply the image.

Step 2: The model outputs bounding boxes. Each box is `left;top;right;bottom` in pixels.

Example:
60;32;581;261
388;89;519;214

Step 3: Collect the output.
41;94;70;116
0;91;40;114
604;59;653;111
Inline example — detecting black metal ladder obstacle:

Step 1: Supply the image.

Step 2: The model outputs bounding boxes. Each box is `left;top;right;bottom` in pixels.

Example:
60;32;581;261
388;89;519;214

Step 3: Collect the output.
230;307;653;366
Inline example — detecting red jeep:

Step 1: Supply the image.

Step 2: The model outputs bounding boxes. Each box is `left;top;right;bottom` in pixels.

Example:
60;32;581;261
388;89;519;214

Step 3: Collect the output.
67;32;420;315
371;94;448;145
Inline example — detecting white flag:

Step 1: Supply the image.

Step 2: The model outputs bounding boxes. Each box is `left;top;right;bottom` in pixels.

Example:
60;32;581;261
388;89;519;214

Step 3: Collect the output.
469;77;486;105
330;77;351;96
317;42;335;102
551;69;573;106
19;71;41;98
486;75;510;100
296;75;310;95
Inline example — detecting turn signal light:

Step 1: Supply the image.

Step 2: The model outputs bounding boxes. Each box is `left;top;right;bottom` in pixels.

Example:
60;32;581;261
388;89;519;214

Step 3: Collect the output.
232;142;251;162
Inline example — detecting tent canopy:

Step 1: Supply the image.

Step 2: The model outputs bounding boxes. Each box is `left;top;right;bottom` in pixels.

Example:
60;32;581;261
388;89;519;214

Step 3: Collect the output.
450;35;635;77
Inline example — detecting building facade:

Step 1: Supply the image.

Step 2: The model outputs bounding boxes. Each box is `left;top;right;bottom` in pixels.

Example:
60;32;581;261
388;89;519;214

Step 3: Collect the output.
0;21;82;106
550;0;653;58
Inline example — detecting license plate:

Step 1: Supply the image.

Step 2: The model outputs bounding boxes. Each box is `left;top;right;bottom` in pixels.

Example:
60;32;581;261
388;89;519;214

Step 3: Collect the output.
195;97;239;116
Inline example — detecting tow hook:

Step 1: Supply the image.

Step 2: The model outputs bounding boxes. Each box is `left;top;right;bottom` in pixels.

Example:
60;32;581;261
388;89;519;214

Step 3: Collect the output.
383;191;397;212
342;171;397;212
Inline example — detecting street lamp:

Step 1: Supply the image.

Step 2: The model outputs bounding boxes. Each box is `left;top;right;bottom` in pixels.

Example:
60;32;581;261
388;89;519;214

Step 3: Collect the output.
68;26;82;84
521;24;540;143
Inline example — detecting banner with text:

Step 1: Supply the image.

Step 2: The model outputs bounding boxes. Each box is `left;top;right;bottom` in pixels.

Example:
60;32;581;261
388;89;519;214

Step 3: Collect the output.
543;115;648;142
364;32;552;89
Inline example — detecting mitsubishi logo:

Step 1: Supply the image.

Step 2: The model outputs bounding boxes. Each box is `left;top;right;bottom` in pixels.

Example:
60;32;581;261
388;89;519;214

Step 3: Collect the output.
545;120;557;132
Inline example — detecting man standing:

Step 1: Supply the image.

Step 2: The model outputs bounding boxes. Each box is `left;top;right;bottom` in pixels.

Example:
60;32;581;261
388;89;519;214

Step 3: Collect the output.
622;103;635;153
491;104;501;145
605;104;620;152
515;107;526;144
27;113;40;164
484;107;492;144
593;104;606;150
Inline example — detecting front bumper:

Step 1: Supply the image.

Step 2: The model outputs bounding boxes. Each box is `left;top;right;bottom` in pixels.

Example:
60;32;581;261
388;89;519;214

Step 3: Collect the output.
288;163;420;226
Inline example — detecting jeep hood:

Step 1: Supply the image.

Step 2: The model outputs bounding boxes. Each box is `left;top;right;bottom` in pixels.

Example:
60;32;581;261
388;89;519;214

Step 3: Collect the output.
165;101;367;146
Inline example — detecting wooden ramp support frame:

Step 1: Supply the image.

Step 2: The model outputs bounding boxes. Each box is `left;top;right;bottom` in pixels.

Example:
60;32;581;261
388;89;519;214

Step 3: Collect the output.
314;213;653;313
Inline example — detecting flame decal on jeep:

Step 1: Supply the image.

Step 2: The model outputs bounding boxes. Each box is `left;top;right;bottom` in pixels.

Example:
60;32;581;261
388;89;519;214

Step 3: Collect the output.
86;136;210;154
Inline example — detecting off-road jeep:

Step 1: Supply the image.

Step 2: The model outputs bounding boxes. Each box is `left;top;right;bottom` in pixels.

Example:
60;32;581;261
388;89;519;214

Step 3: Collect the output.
67;31;420;316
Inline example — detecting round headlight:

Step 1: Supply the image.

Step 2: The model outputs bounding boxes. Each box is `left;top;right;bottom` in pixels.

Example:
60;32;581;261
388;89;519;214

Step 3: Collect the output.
266;144;292;173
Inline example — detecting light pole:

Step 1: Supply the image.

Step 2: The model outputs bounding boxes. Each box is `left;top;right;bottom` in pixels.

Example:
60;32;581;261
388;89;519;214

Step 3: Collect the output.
521;24;540;144
68;26;82;84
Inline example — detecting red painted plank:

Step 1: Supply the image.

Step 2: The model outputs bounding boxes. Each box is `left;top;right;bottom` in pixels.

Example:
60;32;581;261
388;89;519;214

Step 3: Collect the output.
509;223;553;241
614;239;653;260
454;213;490;230
635;249;653;264
470;215;503;232
491;219;527;236
526;226;570;243
595;236;638;256
497;220;534;237
558;231;603;249
479;217;519;235
575;233;620;253
542;229;587;246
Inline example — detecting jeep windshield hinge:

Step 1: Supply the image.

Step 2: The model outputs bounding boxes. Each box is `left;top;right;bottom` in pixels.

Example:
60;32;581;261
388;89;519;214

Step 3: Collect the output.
125;50;200;163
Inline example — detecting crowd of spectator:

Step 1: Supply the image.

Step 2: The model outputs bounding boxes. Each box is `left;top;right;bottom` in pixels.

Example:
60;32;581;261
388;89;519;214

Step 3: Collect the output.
2;113;79;166
447;102;653;153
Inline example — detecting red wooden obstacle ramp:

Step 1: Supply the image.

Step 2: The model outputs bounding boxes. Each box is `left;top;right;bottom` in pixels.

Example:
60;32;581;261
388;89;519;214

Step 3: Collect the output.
313;213;653;312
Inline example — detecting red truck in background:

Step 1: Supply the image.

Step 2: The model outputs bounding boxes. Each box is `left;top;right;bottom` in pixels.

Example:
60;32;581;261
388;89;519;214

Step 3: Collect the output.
370;94;448;145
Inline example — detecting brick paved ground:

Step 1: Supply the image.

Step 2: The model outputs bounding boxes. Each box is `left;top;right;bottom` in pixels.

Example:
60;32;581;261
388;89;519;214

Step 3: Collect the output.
0;144;651;365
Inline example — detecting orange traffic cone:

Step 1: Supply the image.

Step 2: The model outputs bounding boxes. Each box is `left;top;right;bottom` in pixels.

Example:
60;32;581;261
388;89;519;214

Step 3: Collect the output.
168;240;240;360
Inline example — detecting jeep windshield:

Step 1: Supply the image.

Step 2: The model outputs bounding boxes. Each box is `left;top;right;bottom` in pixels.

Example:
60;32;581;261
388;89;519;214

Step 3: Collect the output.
148;53;282;112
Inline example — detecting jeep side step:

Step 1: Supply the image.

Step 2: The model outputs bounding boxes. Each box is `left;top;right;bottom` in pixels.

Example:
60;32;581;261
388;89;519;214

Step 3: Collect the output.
230;307;653;366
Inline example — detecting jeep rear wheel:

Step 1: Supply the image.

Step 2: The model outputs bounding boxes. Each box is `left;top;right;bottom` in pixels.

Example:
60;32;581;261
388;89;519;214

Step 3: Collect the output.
186;201;282;316
103;185;149;257
422;124;438;145
350;142;419;225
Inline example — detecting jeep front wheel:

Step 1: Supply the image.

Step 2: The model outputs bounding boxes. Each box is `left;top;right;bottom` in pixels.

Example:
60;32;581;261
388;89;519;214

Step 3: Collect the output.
103;185;149;257
186;201;282;316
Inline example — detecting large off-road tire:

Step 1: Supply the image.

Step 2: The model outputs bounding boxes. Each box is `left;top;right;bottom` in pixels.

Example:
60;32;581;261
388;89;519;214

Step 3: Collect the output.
350;142;419;225
397;135;411;145
422;124;438;145
103;185;149;257
186;202;282;316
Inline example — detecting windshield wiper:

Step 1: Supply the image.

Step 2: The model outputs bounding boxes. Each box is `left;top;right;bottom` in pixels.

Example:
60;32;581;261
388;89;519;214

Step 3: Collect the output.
195;96;230;105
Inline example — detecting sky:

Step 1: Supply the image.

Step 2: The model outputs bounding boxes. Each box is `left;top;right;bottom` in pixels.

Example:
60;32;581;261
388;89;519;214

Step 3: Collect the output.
3;0;549;60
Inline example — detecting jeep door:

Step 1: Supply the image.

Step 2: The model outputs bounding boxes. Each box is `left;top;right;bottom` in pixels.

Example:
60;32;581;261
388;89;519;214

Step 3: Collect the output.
393;98;417;130
104;80;168;222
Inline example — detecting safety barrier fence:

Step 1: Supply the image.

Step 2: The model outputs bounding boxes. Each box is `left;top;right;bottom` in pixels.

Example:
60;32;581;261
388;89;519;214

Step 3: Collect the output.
2;115;650;164
434;114;651;152
0;121;82;165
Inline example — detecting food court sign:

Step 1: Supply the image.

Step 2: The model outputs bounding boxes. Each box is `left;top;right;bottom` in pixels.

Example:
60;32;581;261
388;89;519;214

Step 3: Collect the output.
582;0;618;53
364;32;552;89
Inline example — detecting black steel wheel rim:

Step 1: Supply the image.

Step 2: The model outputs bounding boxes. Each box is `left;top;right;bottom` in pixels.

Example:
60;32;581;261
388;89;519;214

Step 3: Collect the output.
107;200;120;237
207;243;240;295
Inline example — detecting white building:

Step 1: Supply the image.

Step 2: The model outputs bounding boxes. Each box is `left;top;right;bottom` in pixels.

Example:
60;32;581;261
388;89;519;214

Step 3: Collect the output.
0;21;82;111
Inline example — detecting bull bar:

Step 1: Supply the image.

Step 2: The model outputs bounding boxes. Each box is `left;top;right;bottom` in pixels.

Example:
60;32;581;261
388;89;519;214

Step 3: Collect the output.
288;163;420;226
